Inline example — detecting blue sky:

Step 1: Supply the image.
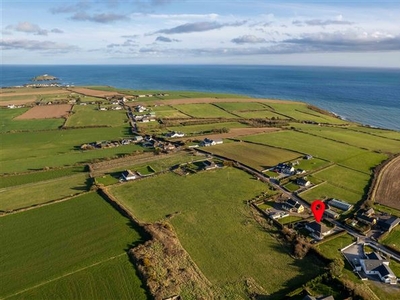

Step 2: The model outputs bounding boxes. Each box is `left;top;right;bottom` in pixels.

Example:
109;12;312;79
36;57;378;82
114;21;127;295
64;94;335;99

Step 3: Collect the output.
1;0;400;67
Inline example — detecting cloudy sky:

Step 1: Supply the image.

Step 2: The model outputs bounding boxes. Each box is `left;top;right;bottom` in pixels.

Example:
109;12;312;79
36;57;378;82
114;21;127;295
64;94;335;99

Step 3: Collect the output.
2;0;400;67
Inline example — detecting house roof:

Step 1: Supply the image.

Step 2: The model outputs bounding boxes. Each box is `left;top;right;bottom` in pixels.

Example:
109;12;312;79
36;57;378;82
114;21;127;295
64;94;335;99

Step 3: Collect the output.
377;216;400;231
286;198;298;207
306;221;331;235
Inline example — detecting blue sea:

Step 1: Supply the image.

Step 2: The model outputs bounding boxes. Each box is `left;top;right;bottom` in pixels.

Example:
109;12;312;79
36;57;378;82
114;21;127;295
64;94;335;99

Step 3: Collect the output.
2;65;400;131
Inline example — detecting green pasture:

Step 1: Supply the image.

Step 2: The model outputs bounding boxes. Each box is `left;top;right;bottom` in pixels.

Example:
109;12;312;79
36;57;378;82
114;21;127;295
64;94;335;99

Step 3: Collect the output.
300;182;362;204
151;105;190;118
0;173;90;211
295;157;330;172
0;192;147;299
296;125;400;153
235;110;285;119
8;255;147;300
87;86;247;100
382;226;400;252
173;103;238;118
0;94;37;102
213;102;268;111
136;165;155;176
242;131;388;173
312;165;371;195
315;234;355;260
167;121;247;135
267;102;347;124
0;127;144;173
0;108;64;132
65;105;128;127
109;168;324;298
205;141;301;170
348;126;400;140
0;166;85;189
284;182;300;192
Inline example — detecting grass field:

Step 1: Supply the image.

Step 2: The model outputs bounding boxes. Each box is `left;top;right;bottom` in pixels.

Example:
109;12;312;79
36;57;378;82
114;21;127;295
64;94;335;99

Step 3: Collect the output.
296;125;400;153
295;157;330;172
173;103;238;118
235;110;285;119
0;166;86;189
312;165;371;195
0;108;64;132
300;182;362;204
315;234;355;260
167;121;248;135
348;126;400;140
0;173;90;211
65;104;128;127
0;192;147;299
204;141;301;170
151;105;190;118
381;226;400;252
109;168;324;298
243;131;388;173
9;255;147;300
0;127;143;173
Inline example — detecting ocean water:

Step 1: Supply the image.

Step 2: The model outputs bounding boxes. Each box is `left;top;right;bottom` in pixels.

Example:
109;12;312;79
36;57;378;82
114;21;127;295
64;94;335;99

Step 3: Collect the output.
1;65;400;131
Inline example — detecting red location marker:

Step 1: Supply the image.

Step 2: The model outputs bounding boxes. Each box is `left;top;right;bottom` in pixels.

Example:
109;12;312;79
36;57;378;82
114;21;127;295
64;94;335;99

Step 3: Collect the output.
311;200;325;223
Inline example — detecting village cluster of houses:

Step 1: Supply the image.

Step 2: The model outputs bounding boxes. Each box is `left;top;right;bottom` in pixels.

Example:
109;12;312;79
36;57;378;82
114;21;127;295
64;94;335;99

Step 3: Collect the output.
80;136;144;150
354;207;400;233
6;104;25;109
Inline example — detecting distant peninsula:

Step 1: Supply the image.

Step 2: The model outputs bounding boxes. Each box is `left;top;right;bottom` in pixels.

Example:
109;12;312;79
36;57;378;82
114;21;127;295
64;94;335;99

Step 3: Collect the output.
32;74;59;81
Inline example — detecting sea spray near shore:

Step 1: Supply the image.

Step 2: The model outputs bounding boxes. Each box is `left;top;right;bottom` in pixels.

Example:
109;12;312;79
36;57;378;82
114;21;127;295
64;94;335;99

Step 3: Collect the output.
2;65;400;131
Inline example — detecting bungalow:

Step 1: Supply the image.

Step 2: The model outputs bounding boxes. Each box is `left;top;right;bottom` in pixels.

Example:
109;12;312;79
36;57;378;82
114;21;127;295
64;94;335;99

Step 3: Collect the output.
135;105;146;112
328;199;353;212
132;135;144;142
297;177;311;187
166;131;185;138
360;252;397;284
203;160;218;171
377;216;400;233
282;199;304;213
121;170;139;181
305;221;334;240
269;211;289;220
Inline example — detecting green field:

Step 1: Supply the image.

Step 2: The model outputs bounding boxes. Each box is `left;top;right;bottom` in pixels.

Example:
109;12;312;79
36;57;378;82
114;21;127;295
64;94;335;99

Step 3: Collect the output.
167;121;248;135
0;192;147;299
0;166;86;189
0;108;64;132
0;127;144;173
315;234;355;260
0;173;90;211
312;165;371;195
109;168;324;298
205;141;301;170
382;226;400;252
173;103;238;118
151;105;190;118
296;125;400;153
348;126;400;140
300;182;362;204
213;101;268;111
65;104;128;127
243;131;388;173
295;157;330;172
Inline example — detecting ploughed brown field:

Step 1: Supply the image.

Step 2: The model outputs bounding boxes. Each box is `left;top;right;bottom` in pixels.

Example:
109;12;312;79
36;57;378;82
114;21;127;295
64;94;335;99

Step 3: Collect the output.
374;155;400;210
15;104;72;119
67;87;125;98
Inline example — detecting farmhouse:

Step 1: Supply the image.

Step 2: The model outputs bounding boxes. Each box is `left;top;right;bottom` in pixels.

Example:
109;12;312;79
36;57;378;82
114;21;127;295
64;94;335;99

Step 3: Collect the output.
305;221;334;240
200;138;224;147
282;199;304;213
296;177;311;187
328;198;353;211
166;131;185;138
270;211;289;220
356;209;377;225
202;160;218;171
360;252;397;284
377;216;400;232
121;170;139;181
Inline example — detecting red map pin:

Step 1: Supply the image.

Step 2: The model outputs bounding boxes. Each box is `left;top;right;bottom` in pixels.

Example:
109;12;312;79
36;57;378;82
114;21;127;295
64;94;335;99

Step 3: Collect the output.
311;200;325;223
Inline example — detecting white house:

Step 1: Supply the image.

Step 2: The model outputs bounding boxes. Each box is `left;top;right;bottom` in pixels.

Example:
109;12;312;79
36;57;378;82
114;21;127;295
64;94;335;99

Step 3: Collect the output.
121;170;139;181
305;221;334;240
360;252;397;284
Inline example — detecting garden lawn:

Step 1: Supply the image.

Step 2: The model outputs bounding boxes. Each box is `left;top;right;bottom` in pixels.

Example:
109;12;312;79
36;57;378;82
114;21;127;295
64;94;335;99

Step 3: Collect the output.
0;173;90;211
7;255;147;300
65;105;128;127
315;234;355;260
300;182;362;204
312;165;371;195
173;103;238;118
0;192;147;299
243;131;387;174
205;141;302;170
382;225;400;252
109;168;324;298
0;108;64;133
